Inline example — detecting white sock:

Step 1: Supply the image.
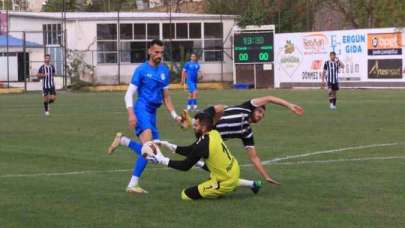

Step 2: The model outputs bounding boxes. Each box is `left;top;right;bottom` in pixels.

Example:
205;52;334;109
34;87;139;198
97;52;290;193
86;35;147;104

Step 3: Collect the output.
120;136;131;147
187;105;191;110
128;176;139;187
238;179;254;188
193;105;198;110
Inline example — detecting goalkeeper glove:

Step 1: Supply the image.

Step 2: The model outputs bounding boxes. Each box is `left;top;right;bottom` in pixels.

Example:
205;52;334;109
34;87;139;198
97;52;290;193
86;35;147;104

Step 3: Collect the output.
153;140;177;153
146;151;170;166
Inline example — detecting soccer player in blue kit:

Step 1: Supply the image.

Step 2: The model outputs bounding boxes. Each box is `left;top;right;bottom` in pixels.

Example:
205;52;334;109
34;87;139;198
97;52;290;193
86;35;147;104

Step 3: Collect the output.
181;53;203;112
107;39;183;194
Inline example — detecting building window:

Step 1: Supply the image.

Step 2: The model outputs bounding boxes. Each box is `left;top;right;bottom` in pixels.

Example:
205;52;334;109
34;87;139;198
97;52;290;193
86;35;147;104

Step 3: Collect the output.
165;40;201;62
203;23;223;61
120;24;133;40
134;24;146;39
204;23;223;39
97;24;117;40
42;24;62;45
204;39;223;62
147;24;159;40
97;24;118;63
176;23;188;39
189;23;201;39
97;41;117;64
163;23;175;39
121;41;148;63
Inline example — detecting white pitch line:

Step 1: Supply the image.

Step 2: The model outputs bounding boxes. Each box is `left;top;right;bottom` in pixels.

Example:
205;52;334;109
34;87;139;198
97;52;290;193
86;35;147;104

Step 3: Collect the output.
268;155;405;166
258;143;399;166
0;143;401;178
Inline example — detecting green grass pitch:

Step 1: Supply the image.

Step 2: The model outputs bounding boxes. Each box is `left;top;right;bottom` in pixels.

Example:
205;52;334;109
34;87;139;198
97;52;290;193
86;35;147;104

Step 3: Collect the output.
1;89;405;228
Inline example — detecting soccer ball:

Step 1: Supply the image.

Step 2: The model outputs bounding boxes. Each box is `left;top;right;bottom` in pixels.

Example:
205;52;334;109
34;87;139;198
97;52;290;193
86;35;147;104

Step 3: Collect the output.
141;141;161;158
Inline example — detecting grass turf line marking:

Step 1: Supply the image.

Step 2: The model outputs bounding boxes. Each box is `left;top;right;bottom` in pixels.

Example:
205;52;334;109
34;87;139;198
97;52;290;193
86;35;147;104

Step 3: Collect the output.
258;143;399;165
0;143;400;178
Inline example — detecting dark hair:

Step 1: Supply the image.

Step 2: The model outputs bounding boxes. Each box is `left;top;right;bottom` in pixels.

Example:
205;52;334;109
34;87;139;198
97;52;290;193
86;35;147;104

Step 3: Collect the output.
194;112;213;131
45;54;50;57
330;51;336;55
149;39;164;48
191;53;198;57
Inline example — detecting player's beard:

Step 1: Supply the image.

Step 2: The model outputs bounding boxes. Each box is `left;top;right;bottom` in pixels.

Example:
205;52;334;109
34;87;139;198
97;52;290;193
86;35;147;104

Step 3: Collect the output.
153;57;161;64
194;130;202;139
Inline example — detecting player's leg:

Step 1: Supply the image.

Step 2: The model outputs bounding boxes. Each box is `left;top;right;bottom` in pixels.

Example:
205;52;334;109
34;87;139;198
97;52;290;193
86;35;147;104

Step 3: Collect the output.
332;84;339;108
238;179;263;194
127;106;159;193
186;92;193;111
182;179;221;200
48;88;56;104
191;89;198;111
186;83;196;111
181;185;202;200
126;109;155;193
42;90;50;116
328;86;335;110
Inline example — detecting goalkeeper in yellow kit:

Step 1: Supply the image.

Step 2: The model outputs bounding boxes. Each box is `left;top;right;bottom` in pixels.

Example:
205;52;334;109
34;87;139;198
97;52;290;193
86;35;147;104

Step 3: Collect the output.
147;112;242;200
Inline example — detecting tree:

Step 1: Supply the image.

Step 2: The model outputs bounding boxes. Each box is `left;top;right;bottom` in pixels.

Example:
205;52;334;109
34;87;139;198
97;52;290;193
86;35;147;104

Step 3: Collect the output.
323;0;405;28
206;0;319;32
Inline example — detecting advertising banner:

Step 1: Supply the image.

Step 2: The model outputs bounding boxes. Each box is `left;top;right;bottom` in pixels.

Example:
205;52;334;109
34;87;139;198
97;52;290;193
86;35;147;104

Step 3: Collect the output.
367;32;402;56
368;59;402;79
275;28;405;87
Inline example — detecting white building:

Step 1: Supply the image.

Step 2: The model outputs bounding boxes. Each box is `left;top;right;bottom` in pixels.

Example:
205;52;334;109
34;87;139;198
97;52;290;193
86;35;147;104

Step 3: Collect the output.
2;11;237;84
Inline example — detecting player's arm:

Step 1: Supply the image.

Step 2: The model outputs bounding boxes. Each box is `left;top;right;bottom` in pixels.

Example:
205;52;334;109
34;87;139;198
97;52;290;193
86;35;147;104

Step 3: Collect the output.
124;84;138;129
37;66;45;78
321;62;327;87
163;88;182;123
168;136;208;171
246;146;280;185
337;59;344;69
181;69;187;85
152;136;208;171
251;96;304;115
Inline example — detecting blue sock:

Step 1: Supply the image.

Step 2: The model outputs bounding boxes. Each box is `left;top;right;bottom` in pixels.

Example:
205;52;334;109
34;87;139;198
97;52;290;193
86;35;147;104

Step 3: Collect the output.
193;99;197;106
128;140;148;178
128;140;142;156
187;99;192;106
133;156;148;177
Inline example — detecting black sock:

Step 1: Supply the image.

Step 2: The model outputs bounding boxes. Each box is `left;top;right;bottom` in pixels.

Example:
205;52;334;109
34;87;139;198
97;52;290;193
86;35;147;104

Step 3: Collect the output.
333;98;337;106
329;98;333;104
48;100;54;104
44;102;49;112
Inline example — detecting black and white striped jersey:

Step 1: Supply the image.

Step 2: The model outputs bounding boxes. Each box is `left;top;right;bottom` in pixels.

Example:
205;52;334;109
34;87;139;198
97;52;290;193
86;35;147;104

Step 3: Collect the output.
323;60;341;84
214;100;257;147
38;64;56;89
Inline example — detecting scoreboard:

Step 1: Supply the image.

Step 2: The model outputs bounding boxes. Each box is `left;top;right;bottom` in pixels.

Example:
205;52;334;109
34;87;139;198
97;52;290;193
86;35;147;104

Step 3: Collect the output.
233;32;274;63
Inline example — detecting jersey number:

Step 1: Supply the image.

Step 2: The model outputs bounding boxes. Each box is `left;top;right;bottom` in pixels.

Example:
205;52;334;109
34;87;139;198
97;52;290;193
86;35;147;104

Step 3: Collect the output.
221;143;232;161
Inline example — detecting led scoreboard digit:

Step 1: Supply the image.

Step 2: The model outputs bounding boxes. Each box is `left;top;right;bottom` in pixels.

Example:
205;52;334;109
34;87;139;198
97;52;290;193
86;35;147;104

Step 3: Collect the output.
234;32;274;63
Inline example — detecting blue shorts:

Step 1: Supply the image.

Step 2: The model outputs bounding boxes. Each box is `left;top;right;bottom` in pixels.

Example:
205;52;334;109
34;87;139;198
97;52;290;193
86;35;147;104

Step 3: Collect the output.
134;101;160;140
187;82;197;93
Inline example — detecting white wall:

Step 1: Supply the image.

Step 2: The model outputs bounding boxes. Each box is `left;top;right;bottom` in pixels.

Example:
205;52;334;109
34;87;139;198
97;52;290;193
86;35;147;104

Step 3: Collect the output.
275;27;405;87
0;56;18;81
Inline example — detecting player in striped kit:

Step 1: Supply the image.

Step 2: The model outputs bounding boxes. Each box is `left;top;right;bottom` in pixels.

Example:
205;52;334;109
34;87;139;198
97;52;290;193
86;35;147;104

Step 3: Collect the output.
321;52;344;110
182;95;304;188
37;54;57;116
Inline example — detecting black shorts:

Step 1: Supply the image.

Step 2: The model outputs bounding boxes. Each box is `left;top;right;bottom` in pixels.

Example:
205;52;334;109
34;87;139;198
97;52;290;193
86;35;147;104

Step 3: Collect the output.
328;83;339;91
43;87;56;96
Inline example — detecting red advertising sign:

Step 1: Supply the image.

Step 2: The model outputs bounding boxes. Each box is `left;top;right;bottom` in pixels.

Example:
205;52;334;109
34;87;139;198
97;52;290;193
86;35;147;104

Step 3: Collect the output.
0;12;8;35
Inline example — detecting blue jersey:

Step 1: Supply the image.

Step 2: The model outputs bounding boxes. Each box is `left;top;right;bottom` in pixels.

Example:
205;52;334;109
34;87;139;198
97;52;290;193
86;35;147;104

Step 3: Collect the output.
183;61;200;83
131;61;170;108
